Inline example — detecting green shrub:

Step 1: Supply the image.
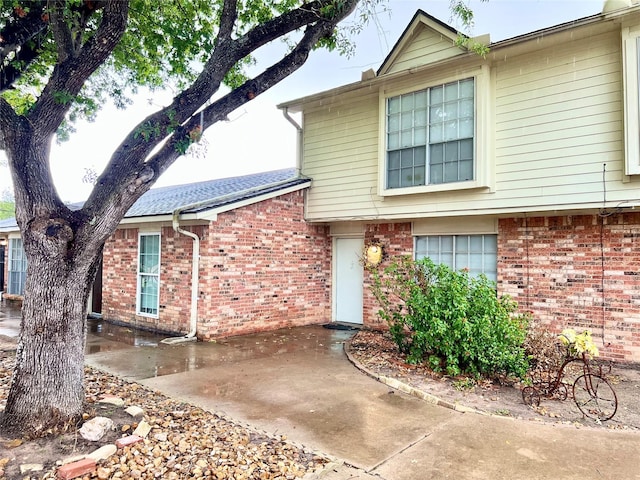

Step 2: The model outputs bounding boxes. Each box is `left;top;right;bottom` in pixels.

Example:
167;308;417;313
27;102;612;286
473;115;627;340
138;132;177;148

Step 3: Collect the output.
370;256;530;378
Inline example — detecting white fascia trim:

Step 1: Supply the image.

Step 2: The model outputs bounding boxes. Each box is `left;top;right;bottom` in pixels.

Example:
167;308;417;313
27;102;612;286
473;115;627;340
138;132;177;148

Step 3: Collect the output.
195;182;310;221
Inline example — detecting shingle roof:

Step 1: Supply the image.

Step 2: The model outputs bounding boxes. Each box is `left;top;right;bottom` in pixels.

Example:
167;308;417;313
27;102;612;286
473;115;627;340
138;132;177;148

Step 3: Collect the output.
0;168;309;232
126;168;307;217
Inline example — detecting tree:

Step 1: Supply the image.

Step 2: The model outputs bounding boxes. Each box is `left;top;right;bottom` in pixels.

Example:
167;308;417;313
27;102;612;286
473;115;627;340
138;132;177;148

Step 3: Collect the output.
0;0;381;435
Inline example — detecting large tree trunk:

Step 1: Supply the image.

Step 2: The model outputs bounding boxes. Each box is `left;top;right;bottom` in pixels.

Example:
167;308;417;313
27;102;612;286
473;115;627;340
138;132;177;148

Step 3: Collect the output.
0;125;105;435
1;239;101;435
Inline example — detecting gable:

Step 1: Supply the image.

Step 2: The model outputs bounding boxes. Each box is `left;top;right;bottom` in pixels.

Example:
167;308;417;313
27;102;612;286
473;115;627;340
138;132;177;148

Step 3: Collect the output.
378;11;466;76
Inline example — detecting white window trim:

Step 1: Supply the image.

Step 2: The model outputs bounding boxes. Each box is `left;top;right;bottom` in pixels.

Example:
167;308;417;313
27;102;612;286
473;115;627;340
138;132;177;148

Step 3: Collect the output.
7;237;27;296
622;26;640;175
378;64;492;196
136;231;161;318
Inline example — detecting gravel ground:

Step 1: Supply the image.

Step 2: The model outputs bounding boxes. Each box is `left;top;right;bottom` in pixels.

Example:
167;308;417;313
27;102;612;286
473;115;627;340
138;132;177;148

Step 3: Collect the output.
0;350;329;480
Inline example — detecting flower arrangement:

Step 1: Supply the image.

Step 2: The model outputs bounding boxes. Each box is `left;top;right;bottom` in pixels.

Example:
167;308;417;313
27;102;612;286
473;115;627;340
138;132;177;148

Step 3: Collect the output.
559;328;599;358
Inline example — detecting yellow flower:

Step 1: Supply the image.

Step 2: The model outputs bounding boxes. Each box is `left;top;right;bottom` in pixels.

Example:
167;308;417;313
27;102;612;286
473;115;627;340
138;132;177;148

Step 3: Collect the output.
559;329;576;345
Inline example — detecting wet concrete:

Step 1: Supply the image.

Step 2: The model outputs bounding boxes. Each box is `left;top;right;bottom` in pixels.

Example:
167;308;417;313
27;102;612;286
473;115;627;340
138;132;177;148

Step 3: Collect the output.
0;300;21;339
2;300;639;479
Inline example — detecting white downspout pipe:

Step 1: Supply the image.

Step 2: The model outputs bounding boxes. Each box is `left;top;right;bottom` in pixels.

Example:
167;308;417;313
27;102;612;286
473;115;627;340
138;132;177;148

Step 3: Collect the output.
160;211;200;344
160;176;304;345
282;107;303;176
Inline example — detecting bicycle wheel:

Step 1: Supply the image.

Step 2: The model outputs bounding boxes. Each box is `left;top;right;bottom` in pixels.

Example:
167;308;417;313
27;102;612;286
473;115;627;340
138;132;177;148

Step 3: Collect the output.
572;374;617;421
522;386;541;407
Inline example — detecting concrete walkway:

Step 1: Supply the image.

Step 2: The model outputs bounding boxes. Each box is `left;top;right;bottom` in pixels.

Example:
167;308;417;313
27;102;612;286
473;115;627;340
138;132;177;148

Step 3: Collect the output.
1;300;637;479
79;322;640;480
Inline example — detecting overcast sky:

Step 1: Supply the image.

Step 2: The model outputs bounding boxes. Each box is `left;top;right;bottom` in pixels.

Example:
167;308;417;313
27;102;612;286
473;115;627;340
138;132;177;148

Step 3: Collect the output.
0;0;605;202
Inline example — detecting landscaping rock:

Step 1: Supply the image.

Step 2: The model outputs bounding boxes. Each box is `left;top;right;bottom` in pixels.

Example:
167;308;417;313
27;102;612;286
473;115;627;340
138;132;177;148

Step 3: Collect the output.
125;405;144;417
87;444;117;461
79;417;115;441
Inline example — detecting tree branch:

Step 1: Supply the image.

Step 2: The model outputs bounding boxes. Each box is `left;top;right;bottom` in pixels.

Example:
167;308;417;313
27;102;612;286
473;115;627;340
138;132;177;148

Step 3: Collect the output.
218;0;238;43
29;1;129;136
146;15;342;177
49;0;76;62
83;0;359;224
0;2;48;92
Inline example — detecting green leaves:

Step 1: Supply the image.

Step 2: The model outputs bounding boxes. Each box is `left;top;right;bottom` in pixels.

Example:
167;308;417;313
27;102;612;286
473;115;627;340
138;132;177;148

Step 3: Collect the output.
370;256;530;379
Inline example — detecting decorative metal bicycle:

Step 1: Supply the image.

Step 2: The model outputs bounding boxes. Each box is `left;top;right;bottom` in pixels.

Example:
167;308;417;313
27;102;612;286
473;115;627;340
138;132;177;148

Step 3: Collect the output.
522;330;618;422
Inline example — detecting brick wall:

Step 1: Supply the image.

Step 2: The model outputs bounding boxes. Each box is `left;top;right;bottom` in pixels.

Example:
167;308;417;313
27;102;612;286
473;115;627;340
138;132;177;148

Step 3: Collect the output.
101;190;331;339
363;222;413;328
102;226;198;334
499;213;640;363
199;190;331;338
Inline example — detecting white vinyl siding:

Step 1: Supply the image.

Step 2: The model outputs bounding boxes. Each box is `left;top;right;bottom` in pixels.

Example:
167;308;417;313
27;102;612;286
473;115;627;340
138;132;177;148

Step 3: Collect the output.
137;233;160;317
300;22;633;222
8;238;27;295
415;234;497;282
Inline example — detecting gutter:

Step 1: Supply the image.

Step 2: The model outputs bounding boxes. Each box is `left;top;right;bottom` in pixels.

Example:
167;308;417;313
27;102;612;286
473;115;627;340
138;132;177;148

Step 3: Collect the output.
159;176;309;345
160;207;201;345
282;107;303;177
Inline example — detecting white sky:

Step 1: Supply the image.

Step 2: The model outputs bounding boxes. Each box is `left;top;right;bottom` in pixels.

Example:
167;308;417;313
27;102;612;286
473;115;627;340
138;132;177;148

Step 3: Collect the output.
0;0;605;202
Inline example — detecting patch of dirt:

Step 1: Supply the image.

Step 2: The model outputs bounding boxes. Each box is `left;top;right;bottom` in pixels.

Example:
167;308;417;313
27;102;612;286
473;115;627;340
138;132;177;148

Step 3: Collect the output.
347;330;640;431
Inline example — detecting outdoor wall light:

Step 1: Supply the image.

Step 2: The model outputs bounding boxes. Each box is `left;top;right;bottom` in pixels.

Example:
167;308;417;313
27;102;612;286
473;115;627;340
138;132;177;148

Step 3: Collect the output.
0;237;6;247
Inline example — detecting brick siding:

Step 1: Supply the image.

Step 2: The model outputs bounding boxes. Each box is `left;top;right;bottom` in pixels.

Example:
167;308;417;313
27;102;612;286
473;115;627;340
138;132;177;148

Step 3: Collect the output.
499;213;640;363
363;222;413;329
101;190;331;339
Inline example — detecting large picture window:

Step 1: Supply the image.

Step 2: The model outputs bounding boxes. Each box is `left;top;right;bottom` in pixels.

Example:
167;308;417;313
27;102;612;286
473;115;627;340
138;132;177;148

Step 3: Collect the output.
137;233;160;317
415;234;497;282
8;238;27;295
386;78;474;189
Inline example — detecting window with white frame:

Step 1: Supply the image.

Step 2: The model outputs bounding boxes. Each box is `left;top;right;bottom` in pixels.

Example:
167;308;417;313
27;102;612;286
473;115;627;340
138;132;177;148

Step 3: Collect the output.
8;238;27;295
415;234;497;282
137;233;160;317
622;27;640;175
386;78;474;189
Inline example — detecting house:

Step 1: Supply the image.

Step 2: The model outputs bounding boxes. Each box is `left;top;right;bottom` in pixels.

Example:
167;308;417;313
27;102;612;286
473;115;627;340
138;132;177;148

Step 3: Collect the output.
0;169;332;338
277;1;640;363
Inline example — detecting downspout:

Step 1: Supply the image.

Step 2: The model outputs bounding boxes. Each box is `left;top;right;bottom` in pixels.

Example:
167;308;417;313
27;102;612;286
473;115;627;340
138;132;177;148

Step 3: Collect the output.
160;177;305;345
282;107;303;177
160;210;200;345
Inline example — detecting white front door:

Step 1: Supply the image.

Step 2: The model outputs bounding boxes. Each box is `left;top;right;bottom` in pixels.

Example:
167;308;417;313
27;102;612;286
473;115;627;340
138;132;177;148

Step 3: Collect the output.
334;238;364;324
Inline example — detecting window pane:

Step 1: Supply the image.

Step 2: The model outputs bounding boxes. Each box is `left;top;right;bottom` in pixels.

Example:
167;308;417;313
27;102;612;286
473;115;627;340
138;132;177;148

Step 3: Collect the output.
388;113;400;132
414;166;425;184
484;235;497;252
459;78;474;98
430;85;443;104
414;146;426;166
138;234;160;316
444;121;458;141
430;123;443;143
401;129;413;148
460;98;474;117
444;160;459;183
388;97;400;114
444;82;458;101
388;132;399;150
401;93;414;111
430;106;443;123
415;90;428;108
460;138;473;159
401;149;414;168
414;127;427;145
415;109;428;128
459;160;474;181
388;169;399;188
388;151;400;169
460;118;474;138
